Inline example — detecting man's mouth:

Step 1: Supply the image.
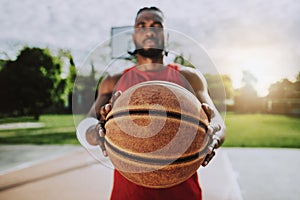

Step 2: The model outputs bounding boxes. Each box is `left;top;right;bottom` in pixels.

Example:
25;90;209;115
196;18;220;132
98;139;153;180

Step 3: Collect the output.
143;39;157;46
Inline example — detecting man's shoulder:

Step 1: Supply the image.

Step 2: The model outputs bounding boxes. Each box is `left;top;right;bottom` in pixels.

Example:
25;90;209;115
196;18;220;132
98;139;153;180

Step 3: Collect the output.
123;65;136;73
177;65;202;77
103;65;136;82
103;73;122;82
99;73;122;92
176;64;207;88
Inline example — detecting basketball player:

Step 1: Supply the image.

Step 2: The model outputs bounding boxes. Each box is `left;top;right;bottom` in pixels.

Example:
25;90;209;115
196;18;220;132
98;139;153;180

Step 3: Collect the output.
83;7;225;200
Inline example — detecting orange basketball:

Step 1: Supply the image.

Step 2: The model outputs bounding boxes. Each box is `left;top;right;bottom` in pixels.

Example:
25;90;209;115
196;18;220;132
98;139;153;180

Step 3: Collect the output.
104;81;210;188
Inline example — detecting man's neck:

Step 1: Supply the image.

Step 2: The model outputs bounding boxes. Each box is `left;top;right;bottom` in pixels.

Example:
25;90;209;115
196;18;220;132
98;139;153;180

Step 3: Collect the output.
136;54;164;71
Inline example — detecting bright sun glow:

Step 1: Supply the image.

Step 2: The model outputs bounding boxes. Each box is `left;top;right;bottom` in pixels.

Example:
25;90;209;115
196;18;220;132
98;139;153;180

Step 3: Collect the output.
220;46;299;97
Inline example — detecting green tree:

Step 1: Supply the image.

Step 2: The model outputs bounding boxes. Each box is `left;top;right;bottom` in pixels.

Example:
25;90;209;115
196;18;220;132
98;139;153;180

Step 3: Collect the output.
58;50;77;113
174;54;195;68
268;79;294;98
0;47;66;119
266;75;300;114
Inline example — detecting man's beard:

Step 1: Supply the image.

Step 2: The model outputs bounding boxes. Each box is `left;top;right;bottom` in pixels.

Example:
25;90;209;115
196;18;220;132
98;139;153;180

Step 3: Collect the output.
135;48;164;58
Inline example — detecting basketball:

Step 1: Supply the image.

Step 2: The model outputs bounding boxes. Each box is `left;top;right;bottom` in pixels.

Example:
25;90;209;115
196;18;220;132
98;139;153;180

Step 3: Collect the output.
104;81;211;188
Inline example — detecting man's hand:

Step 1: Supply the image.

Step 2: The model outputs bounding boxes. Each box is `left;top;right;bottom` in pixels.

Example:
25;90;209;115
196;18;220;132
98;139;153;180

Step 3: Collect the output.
97;91;122;156
86;91;122;157
201;103;221;167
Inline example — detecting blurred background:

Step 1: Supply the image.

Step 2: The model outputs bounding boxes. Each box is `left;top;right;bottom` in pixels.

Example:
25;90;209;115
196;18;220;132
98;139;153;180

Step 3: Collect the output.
0;1;299;199
0;0;299;147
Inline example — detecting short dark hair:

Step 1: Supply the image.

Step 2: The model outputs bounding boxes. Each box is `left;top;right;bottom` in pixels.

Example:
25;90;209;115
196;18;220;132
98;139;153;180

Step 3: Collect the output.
136;7;164;19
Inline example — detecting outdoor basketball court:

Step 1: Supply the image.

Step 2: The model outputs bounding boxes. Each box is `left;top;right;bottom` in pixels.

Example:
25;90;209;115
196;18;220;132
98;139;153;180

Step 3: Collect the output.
1;145;299;200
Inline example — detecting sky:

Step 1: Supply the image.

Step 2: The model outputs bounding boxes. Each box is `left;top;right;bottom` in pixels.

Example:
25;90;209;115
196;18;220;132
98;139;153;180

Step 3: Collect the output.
0;0;299;96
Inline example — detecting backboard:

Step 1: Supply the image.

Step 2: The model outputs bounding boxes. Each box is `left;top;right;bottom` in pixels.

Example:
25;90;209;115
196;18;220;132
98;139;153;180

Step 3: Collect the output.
110;26;134;59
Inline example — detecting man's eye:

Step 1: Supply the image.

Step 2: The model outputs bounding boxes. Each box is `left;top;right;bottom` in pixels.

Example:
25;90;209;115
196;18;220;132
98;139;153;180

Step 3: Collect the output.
153;24;162;28
136;24;144;28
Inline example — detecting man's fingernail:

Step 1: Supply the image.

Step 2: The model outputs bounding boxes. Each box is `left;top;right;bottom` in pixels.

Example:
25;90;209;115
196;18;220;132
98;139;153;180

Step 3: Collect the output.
116;91;122;96
105;104;110;110
103;150;108;157
99;129;104;137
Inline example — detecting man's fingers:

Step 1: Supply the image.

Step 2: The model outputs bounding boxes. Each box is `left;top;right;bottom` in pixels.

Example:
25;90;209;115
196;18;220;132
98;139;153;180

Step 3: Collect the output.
99;104;111;120
98;125;106;137
207;124;221;135
207;126;213;135
94;92;122;157
98;91;121;120
202;150;216;167
206;144;214;155
104;104;112;114
100;106;106;120
206;137;218;154
98;138;108;157
110;90;122;104
202;135;219;167
211;137;219;149
202;103;215;121
95;122;108;157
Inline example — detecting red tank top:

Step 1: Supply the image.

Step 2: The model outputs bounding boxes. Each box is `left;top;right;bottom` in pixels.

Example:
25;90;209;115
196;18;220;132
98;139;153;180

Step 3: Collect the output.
115;64;185;92
110;64;202;200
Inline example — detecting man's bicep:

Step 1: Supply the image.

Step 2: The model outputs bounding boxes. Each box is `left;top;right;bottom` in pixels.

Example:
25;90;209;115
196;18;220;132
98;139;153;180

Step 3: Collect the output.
180;67;207;94
195;89;215;107
97;75;116;94
88;75;119;118
189;71;219;111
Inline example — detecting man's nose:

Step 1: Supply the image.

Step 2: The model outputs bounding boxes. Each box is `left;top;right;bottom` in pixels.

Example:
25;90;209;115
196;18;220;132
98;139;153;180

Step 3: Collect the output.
145;27;155;37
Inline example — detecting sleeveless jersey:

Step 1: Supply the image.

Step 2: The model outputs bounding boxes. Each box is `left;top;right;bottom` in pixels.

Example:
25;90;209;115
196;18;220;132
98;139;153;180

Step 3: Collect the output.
110;64;202;200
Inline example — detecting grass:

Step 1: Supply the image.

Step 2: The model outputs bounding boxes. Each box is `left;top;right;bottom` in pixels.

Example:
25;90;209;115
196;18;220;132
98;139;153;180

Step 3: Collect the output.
0;113;299;148
0;116;37;124
223;113;300;148
0;115;79;145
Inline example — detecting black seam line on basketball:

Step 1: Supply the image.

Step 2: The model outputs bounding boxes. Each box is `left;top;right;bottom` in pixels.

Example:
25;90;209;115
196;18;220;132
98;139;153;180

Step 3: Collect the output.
107;110;208;132
104;136;211;166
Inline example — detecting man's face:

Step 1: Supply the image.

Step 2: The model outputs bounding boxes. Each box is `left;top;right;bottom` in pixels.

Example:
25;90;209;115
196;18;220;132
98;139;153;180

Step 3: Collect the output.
133;10;165;57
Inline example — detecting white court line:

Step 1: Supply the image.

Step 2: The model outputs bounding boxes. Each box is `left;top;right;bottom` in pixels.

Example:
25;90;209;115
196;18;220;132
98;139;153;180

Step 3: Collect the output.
0;122;44;130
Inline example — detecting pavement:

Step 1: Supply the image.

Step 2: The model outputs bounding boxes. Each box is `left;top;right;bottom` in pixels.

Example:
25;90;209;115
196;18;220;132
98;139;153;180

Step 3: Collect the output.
0;145;299;200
